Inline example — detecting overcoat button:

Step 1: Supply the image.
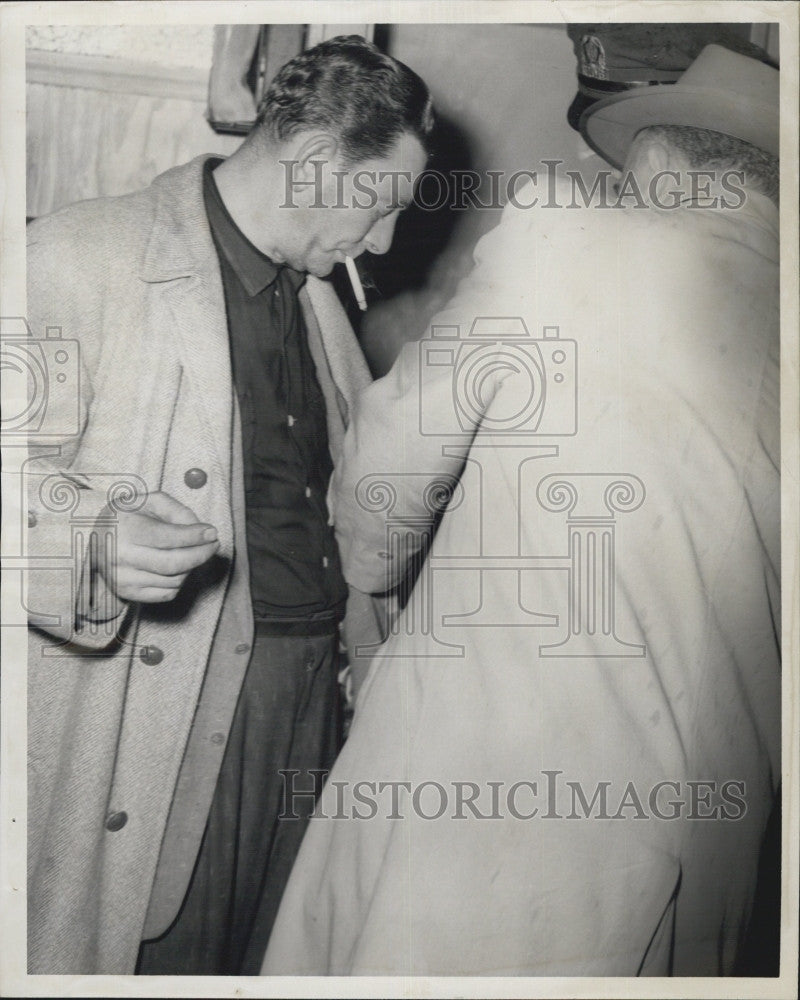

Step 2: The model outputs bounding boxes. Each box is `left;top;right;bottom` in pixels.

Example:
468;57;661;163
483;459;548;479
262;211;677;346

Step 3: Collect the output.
139;645;164;666
184;468;207;489
105;811;128;832
28;511;38;527
235;643;250;654
210;732;226;746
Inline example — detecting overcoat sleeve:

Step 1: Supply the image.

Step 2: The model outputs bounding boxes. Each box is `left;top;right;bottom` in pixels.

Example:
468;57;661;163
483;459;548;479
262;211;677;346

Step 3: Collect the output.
24;216;132;648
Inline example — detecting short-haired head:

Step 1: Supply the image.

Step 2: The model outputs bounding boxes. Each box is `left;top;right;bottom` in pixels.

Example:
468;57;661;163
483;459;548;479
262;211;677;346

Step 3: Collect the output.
630;124;779;204
252;35;434;165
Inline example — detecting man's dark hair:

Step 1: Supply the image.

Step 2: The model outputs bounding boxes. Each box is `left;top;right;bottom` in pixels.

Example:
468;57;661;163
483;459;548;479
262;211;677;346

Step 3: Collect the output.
638;124;779;204
254;35;434;164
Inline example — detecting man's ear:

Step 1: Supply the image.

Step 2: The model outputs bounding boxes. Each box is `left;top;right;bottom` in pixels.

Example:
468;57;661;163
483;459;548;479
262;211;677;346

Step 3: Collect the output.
284;132;341;208
644;138;673;176
292;132;340;183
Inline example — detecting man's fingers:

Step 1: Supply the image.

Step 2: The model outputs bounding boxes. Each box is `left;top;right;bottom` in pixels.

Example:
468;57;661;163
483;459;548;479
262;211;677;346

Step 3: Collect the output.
116;578;183;603
142;490;202;526
126;514;218;550
133;587;184;604
115;566;187;594
121;539;220;577
105;492;221;602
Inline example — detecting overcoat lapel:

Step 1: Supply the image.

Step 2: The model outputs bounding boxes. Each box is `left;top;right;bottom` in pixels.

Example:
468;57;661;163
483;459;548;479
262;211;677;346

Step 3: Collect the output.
159;278;233;481
304;277;373;412
140;159;233;484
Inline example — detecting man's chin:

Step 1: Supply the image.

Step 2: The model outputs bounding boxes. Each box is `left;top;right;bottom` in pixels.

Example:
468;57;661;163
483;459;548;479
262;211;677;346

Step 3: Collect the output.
306;260;335;279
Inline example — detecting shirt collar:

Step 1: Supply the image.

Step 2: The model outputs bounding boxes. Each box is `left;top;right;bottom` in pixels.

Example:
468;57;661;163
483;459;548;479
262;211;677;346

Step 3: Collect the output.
203;157;305;297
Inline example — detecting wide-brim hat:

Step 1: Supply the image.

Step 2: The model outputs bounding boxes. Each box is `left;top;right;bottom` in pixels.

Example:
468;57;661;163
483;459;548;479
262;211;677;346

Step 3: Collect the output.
579;44;779;169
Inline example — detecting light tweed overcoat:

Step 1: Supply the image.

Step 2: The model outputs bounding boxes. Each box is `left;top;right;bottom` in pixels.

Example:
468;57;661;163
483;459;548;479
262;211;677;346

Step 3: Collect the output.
25;155;382;974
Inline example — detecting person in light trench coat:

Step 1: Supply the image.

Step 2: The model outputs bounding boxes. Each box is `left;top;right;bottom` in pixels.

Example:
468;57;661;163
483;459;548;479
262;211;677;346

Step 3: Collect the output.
24;147;401;973
260;46;781;977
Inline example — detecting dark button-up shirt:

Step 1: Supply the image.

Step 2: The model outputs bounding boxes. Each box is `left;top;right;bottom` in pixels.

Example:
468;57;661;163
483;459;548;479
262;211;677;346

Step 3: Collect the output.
203;158;347;633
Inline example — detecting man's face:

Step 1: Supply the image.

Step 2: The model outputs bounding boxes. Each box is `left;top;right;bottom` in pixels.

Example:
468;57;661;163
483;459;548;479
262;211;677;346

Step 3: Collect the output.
286;131;428;277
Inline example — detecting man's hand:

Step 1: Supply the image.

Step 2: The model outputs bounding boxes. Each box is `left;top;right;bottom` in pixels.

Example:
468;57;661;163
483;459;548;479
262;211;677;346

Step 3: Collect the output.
100;491;220;603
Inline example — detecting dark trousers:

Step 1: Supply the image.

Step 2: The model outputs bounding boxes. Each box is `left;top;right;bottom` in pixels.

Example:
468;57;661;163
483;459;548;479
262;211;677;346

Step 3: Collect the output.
137;630;340;975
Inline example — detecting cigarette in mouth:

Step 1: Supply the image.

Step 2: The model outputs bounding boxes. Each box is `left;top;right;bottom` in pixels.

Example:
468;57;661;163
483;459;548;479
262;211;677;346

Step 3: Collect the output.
345;255;368;312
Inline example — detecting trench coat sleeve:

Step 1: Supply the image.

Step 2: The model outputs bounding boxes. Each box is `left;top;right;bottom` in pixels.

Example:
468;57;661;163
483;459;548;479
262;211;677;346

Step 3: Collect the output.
331;194;539;596
25;218;133;648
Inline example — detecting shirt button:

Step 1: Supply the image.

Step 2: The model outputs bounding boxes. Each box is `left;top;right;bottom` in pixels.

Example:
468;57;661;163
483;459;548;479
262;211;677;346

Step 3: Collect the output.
235;642;250;654
210;732;226;746
139;645;164;666
28;511;38;528
322;556;329;568
287;415;295;428
105;811;128;832
184;468;207;489
305;486;312;499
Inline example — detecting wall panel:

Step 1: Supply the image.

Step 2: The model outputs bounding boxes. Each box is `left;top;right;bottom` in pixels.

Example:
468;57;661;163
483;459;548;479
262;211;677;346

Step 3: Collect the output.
26;50;242;217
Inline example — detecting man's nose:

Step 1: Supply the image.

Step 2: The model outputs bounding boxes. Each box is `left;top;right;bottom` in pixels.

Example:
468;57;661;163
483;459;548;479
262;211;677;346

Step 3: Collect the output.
364;213;398;256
